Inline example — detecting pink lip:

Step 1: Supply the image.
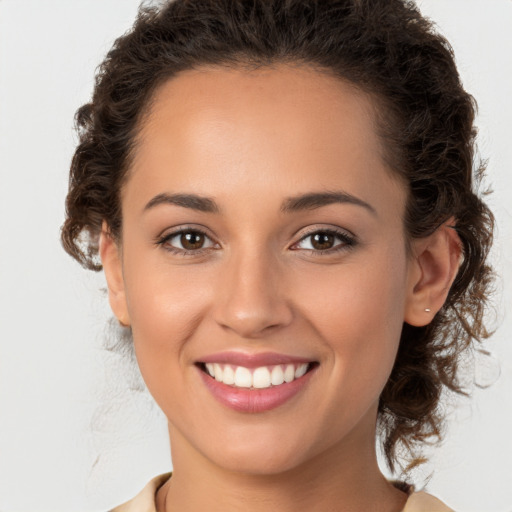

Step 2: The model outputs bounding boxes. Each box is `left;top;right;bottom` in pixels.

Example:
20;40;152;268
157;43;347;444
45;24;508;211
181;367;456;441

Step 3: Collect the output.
197;361;317;414
198;351;313;369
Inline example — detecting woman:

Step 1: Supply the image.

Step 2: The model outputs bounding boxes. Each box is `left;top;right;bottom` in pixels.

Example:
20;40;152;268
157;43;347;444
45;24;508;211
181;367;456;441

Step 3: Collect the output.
61;0;494;510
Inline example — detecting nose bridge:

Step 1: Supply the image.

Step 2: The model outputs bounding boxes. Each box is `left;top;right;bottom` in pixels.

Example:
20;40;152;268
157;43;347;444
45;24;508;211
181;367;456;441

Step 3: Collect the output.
213;241;292;338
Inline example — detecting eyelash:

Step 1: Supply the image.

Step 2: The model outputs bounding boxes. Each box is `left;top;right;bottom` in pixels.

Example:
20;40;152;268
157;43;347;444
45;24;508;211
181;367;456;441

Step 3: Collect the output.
155;227;357;257
156;227;217;256
291;228;357;255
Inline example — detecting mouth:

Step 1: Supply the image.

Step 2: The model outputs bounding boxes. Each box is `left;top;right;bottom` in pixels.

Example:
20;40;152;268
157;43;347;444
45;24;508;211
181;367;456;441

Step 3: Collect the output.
197;361;318;390
195;351;319;412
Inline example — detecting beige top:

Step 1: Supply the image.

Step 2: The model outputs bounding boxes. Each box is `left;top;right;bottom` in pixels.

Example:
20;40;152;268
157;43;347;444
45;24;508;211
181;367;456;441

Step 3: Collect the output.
110;473;454;512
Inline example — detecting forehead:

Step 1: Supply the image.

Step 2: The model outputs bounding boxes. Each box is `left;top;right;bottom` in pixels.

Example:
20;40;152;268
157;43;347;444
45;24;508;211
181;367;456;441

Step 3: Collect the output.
127;64;405;219
137;64;382;161
143;64;375;122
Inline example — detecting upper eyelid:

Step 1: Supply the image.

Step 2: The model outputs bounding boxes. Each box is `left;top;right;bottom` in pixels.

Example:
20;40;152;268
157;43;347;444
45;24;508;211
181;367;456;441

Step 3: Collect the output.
293;225;356;242
158;224;216;240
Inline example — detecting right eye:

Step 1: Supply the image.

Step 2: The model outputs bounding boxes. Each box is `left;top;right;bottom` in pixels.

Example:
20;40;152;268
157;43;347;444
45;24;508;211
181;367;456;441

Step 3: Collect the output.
157;228;217;255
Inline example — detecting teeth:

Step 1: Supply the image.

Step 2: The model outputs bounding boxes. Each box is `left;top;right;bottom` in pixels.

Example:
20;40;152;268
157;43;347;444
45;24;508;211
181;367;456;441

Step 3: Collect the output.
234;366;252;388
203;362;311;389
295;363;308;378
213;363;223;382
271;365;284;386
253;367;271;389
284;364;295;383
223;365;235;385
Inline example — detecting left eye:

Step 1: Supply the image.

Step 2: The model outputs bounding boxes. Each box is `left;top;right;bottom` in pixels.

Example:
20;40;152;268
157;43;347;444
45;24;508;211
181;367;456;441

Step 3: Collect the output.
160;229;216;252
294;230;354;251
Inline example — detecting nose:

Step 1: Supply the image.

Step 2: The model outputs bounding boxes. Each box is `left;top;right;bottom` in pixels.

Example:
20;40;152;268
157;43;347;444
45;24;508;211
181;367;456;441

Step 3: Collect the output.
212;249;293;339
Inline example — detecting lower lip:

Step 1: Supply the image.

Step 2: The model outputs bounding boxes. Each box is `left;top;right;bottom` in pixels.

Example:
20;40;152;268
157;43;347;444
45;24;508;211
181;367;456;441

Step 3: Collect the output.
198;366;316;413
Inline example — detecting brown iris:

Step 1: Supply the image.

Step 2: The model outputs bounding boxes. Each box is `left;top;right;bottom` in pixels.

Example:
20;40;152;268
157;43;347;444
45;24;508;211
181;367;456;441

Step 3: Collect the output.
311;232;335;250
181;231;205;250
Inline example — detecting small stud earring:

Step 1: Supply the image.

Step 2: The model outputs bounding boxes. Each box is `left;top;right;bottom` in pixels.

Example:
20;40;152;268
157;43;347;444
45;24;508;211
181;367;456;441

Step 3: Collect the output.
424;308;431;313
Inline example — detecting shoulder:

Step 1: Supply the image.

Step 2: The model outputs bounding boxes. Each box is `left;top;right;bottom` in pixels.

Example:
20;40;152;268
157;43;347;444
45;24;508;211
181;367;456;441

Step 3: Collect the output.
403;491;454;512
109;472;171;512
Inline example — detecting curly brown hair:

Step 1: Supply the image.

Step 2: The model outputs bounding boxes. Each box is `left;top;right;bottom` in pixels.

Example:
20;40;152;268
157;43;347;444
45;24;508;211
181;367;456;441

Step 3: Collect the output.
61;0;494;474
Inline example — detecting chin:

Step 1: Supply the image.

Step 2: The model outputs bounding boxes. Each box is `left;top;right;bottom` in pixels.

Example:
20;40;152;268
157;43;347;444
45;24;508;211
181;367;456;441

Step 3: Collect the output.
214;450;306;477
199;427;316;476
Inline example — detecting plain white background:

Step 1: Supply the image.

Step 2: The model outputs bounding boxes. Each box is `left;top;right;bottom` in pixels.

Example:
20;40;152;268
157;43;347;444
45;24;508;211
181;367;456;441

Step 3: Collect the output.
0;1;511;511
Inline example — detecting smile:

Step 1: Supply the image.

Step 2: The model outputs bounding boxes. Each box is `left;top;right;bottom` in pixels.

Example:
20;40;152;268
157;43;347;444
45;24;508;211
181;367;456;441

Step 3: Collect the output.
196;353;318;413
202;362;310;389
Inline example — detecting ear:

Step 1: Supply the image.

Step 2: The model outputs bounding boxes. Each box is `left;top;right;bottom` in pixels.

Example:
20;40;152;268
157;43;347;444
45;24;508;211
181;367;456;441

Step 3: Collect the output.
99;221;131;327
404;218;462;327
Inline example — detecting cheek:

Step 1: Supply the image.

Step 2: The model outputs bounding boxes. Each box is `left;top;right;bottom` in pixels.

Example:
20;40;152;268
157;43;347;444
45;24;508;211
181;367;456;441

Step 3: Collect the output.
123;236;212;332
297;244;408;400
300;245;407;325
121;251;215;398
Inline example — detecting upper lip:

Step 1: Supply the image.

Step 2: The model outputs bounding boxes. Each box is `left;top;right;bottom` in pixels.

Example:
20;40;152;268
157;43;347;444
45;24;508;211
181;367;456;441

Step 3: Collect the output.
197;351;315;368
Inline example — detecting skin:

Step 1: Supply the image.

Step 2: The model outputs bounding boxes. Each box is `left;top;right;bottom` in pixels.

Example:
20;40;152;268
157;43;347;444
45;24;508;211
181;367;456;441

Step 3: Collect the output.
100;65;461;512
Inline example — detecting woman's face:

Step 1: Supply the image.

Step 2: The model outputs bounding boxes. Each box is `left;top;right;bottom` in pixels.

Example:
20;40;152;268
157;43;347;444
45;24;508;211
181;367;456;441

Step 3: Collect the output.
105;65;419;474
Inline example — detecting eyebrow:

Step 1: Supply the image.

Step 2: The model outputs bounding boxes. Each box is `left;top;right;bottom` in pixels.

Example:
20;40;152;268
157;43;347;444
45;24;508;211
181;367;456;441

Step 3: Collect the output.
280;191;377;216
144;193;220;213
143;190;376;216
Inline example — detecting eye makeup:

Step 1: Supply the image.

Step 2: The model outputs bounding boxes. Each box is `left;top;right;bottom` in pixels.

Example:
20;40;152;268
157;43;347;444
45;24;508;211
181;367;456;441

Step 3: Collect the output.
155;224;358;258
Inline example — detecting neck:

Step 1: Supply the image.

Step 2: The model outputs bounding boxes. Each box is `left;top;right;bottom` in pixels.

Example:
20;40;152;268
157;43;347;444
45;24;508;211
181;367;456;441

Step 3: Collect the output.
158;417;408;512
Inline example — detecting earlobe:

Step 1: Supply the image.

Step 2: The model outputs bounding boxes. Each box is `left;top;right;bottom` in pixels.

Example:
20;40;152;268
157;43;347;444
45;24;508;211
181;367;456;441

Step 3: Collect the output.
99;221;131;327
404;219;462;327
